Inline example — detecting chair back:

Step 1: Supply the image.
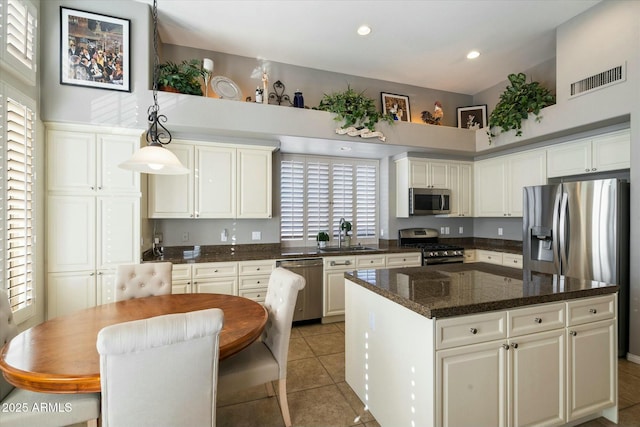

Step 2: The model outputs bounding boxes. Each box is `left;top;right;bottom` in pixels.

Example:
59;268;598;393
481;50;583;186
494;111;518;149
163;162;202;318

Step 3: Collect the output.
0;290;17;401
262;267;305;378
114;262;172;301
97;308;224;427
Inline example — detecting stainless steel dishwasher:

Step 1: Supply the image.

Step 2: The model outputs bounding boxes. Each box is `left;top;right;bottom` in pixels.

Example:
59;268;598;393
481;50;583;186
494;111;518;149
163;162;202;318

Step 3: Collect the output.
277;258;323;322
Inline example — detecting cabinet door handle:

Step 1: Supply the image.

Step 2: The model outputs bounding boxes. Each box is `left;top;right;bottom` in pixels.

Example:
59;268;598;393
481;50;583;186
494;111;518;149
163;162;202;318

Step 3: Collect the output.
330;261;351;266
257;280;261;284
589;308;597;314
469;328;478;335
502;344;510;350
585;169;590;172
570;330;577;336
534;317;542;324
511;343;519;349
591;168;597;171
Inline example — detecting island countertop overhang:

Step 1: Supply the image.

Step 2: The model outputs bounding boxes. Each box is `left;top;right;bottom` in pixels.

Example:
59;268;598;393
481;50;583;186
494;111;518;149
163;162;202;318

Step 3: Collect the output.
344;262;619;319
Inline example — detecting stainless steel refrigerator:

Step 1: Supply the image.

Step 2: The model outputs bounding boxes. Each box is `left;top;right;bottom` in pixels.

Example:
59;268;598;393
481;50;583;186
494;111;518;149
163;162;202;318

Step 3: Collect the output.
523;178;630;355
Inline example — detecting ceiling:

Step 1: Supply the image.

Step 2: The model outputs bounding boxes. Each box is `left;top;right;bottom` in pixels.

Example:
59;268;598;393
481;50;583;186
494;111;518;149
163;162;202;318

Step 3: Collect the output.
139;0;600;95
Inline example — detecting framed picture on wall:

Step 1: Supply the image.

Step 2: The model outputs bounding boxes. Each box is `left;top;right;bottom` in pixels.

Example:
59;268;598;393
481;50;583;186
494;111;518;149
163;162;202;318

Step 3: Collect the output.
381;92;411;122
457;105;487;130
60;7;131;92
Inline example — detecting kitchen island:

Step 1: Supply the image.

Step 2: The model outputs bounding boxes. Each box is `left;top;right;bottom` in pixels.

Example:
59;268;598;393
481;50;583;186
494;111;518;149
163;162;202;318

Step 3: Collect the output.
345;263;619;427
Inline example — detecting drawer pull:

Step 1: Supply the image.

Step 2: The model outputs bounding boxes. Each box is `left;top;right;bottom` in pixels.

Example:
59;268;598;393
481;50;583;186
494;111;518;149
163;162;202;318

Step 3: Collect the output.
257;281;261;284
511;343;519;349
502;344;510;350
513;259;518;263
330;261;352;266
256;267;260;271
469;328;478;335
534;317;542;324
589;308;597;314
214;269;218;273
570;331;577;336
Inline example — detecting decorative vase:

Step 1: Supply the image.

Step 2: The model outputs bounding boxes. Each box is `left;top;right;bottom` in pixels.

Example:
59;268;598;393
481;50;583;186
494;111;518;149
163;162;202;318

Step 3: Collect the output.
318;241;327;248
293;90;304;108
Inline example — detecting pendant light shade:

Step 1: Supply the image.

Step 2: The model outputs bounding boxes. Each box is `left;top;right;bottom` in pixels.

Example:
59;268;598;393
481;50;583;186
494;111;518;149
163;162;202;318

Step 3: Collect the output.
119;143;188;175
119;0;188;175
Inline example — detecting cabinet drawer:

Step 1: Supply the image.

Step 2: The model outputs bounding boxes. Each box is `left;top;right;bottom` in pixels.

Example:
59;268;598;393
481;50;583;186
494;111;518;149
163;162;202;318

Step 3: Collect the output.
239;275;270;290
463;250;476;263
567;294;616;326
171;264;191;281
477;250;503;265
356;255;386;269
193;262;237;278
386;252;422;267
172;283;192;294
508;302;565;337
194;278;237;295
324;256;356;271
238;260;275;276
239;289;267;303
436;311;507;350
502;253;522;269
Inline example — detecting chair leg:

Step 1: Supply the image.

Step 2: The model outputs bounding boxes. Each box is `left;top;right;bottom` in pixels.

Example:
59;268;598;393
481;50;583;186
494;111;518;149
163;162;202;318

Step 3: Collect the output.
278;379;292;427
266;380;276;397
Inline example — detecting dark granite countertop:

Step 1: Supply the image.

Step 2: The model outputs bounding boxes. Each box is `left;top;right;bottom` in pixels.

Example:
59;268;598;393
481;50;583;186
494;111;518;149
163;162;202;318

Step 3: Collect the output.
345;263;618;319
142;243;421;264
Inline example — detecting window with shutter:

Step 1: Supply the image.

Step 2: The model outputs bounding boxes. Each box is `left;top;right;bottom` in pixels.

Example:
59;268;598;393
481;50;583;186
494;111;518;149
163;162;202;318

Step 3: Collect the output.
0;0;37;85
280;154;378;247
1;85;35;321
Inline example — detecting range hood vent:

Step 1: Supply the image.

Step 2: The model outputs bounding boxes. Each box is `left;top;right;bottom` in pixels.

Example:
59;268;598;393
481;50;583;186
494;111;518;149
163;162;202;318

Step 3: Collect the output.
570;64;625;98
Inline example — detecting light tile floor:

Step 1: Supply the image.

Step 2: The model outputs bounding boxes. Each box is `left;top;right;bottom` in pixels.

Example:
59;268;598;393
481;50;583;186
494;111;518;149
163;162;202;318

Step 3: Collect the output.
217;320;640;427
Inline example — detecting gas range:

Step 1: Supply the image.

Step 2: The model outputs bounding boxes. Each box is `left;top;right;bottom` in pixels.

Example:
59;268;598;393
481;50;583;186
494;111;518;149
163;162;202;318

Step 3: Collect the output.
398;228;465;265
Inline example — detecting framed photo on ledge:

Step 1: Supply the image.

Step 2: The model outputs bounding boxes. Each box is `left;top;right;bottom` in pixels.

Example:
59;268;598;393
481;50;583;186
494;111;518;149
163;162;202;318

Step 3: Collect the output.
457;105;487;130
381;92;411;122
60;7;131;92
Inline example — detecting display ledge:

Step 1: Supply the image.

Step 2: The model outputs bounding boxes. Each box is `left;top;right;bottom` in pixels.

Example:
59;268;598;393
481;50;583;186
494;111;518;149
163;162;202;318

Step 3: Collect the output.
345;263;618;319
150;90;477;158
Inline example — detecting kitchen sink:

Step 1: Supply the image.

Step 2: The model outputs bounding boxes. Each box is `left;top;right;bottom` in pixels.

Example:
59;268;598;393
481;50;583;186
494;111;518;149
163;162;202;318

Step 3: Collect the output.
319;246;378;252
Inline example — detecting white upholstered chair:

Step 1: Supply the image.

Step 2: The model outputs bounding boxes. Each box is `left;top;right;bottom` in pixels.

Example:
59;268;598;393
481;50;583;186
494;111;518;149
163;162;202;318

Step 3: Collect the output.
97;308;224;427
218;267;305;427
0;290;100;427
114;262;172;301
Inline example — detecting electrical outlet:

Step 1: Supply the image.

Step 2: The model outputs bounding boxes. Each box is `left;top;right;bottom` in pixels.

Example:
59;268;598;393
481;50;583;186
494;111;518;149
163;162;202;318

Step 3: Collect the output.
440;227;445;234
182;232;189;242
445;226;450;235
459;226;464;234
498;227;503;236
252;231;262;241
221;229;228;242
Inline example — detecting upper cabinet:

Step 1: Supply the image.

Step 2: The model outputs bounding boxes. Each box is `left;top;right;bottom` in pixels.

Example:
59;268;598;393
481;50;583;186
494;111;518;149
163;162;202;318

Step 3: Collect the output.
547;129;630;178
475;149;546;217
448;162;473;217
47;129;140;195
148;140;274;219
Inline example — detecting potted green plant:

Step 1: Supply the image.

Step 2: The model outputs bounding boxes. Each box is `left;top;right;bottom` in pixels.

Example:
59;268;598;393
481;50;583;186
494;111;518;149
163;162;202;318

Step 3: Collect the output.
157;59;209;96
316;86;394;132
488;72;555;142
316;231;330;248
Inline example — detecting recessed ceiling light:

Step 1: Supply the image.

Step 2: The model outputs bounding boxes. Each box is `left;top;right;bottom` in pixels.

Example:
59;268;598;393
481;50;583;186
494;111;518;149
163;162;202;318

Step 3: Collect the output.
467;50;480;59
357;25;371;36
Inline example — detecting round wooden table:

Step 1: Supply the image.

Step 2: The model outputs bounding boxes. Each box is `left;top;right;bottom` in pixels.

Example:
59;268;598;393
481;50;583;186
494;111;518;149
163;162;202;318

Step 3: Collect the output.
0;294;267;394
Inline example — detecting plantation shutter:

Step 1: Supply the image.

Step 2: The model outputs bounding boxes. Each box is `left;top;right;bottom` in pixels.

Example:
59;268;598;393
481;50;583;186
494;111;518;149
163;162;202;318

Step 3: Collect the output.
356;163;377;238
280;159;304;241
4;94;34;316
280;154;378;247
306;160;330;240
331;162;353;238
1;0;37;84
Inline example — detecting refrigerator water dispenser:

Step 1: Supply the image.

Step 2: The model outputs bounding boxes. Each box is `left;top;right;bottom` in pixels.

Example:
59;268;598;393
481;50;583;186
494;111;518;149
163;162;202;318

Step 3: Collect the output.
530;226;553;262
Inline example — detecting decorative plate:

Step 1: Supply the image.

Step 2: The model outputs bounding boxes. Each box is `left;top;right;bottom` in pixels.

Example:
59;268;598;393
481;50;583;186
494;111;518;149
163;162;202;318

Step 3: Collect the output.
211;76;242;101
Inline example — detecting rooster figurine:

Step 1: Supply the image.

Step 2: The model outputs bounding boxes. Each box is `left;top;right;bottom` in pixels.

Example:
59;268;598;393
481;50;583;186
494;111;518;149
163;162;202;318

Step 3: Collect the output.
421;101;443;125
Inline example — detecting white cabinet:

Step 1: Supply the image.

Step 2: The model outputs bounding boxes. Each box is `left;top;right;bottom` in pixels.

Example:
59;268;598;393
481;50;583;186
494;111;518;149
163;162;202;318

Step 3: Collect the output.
463;249;476;263
323;256;356;317
395;157;450;217
192;262;238;295
45;125;142;319
171;264;193;294
476;250;504;266
148;140;273;219
238;259;275;303
474;250;523;269
385;252;422;268
448;162;473;217
547;129;630;178
475;149;546;217
566;294;617;422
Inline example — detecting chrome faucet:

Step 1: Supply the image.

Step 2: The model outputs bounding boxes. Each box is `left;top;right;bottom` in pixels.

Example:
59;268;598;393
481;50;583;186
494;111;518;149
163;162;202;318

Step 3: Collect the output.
338;217;346;248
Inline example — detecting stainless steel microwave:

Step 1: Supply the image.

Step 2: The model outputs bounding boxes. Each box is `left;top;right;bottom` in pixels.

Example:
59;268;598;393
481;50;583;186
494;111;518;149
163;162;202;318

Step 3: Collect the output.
409;188;451;215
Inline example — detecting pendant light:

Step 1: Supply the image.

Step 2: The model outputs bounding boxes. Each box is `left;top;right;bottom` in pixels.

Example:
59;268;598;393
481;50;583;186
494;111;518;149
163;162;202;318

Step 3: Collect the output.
119;0;188;175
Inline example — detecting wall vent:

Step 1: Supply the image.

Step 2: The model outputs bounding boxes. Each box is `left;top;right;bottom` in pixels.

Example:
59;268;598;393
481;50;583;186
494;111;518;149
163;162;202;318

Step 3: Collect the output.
570;64;626;98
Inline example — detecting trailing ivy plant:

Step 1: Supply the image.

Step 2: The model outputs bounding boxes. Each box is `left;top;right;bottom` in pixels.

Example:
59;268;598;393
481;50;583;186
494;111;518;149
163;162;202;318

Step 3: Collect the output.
317;86;394;132
488;72;555;142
